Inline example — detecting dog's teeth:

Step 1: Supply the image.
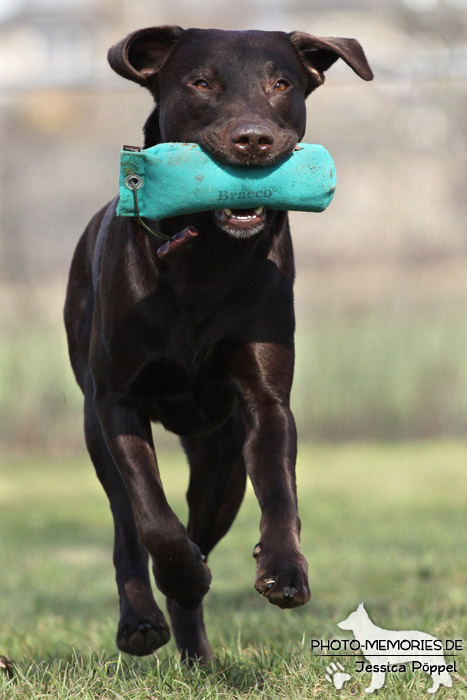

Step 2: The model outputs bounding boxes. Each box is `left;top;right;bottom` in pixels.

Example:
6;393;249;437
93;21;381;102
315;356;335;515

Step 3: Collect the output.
223;207;264;219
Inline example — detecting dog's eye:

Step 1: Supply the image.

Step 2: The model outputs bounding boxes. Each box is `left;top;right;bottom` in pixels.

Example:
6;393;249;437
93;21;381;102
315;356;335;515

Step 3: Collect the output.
193;79;210;90
274;79;290;92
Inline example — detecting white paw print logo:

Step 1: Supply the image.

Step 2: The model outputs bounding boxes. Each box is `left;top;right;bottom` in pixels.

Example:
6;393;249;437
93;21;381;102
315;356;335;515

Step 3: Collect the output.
325;661;351;690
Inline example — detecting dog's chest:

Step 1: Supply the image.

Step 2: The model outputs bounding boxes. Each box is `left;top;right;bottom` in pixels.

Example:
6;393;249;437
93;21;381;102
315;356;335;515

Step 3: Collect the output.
131;354;237;437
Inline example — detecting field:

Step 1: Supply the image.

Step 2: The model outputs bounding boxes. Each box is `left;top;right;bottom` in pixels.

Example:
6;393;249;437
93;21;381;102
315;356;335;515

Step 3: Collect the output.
1;443;466;699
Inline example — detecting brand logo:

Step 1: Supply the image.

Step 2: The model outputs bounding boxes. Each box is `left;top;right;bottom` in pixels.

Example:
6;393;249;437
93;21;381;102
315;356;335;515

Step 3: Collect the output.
218;189;273;202
312;603;461;694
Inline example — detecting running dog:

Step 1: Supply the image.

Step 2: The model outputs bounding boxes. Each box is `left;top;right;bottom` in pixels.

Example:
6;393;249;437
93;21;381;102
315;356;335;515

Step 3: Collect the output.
64;26;373;663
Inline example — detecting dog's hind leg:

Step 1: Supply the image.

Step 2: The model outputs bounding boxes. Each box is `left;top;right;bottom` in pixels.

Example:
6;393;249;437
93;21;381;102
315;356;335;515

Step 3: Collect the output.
84;379;170;656
427;668;452;694
183;410;246;556
166;411;247;664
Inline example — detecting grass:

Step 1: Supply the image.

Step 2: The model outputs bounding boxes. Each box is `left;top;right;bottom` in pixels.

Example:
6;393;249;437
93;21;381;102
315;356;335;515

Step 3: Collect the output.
0;442;466;698
293;309;467;441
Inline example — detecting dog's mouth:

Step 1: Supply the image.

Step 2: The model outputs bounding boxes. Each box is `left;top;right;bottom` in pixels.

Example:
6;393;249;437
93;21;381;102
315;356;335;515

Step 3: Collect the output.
214;206;267;238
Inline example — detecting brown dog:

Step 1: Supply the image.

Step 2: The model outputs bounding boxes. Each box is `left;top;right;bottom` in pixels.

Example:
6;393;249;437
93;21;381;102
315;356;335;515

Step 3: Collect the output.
64;26;372;663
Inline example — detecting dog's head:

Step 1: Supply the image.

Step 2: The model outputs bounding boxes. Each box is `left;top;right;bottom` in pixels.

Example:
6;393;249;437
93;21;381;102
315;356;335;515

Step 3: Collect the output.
109;27;372;238
337;602;368;631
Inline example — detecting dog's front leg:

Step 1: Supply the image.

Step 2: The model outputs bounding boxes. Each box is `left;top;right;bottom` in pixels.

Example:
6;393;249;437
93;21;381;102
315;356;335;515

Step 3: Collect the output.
365;670;385;693
230;342;311;609
95;395;212;609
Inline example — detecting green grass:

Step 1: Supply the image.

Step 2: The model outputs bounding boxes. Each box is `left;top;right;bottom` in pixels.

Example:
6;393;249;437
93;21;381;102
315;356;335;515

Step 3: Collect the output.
293;310;467;441
0;320;83;453
1;443;466;698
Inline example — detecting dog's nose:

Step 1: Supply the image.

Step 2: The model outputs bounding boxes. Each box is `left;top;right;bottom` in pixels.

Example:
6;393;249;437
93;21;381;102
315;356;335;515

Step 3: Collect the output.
231;124;274;157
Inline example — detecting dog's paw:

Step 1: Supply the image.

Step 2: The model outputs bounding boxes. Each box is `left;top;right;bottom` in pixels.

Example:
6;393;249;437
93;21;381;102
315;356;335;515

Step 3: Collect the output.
116;615;170;656
325;661;351;690
253;543;311;609
153;539;212;609
0;655;15;678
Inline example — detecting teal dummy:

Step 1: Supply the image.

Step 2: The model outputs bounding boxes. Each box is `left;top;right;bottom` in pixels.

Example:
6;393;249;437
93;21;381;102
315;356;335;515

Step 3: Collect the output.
117;142;336;220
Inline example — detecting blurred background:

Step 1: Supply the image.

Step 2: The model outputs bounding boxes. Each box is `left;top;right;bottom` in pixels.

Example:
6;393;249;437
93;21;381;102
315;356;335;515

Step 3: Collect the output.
1;0;467;454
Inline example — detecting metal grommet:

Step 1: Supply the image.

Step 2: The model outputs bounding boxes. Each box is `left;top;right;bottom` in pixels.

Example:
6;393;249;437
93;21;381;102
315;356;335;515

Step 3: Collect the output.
124;174;143;190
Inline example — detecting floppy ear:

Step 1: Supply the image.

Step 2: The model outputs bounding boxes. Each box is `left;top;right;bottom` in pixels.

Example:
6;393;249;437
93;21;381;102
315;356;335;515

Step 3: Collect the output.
108;25;183;86
288;32;373;94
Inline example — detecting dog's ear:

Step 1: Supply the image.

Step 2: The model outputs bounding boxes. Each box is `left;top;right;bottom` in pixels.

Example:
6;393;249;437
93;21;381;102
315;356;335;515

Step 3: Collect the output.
288;32;373;94
108;25;183;86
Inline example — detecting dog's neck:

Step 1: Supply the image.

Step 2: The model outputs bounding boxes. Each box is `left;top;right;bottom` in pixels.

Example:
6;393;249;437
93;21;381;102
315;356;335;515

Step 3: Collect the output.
352;608;378;641
143;108;162;148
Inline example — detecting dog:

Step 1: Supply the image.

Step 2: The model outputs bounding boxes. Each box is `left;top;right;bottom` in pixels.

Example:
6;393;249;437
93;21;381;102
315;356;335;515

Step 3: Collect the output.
338;603;453;694
64;26;373;663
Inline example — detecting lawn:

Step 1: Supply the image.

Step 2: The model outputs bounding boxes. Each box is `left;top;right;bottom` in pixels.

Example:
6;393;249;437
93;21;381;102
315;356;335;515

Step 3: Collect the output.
0;442;466;698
